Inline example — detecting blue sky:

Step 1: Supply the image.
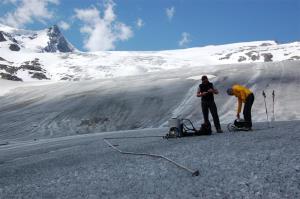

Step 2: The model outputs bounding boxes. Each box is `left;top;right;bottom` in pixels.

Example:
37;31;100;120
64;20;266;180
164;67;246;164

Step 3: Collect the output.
0;0;299;51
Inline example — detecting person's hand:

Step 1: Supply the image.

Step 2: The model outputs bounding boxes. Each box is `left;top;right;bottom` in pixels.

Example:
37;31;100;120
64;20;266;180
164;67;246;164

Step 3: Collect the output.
202;92;208;96
208;89;214;93
236;113;240;119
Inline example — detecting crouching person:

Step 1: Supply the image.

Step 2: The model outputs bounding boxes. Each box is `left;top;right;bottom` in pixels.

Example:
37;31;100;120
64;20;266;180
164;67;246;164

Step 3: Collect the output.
227;84;255;130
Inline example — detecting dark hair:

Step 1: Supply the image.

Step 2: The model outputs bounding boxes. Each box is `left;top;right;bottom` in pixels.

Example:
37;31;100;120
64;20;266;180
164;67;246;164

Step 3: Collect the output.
227;88;233;95
201;75;208;81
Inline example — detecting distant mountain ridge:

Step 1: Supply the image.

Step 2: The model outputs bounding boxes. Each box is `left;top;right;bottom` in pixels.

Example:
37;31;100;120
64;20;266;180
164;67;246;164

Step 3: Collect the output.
0;23;299;82
0;23;76;53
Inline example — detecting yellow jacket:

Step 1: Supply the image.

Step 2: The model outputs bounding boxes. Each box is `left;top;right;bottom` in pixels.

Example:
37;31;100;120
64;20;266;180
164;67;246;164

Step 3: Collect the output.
232;84;252;114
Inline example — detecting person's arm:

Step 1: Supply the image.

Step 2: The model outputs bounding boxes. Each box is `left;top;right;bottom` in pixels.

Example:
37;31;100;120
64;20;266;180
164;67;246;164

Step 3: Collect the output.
240;90;247;102
196;86;201;97
237;98;242;118
211;88;219;94
197;86;203;97
208;83;218;94
232;85;243;118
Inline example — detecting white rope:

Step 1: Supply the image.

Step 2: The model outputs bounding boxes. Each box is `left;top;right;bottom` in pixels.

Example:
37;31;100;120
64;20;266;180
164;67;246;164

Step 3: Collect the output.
103;137;199;176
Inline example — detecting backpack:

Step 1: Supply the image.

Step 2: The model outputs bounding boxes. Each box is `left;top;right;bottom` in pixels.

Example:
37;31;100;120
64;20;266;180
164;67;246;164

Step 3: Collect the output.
234;119;247;128
196;123;212;135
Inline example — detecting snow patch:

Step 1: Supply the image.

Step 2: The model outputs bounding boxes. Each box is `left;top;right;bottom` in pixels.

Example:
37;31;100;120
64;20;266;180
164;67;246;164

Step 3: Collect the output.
0;79;56;96
187;74;217;80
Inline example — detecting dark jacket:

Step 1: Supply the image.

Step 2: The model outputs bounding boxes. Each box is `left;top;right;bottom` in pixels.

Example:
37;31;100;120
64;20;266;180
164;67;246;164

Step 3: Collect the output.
198;82;215;102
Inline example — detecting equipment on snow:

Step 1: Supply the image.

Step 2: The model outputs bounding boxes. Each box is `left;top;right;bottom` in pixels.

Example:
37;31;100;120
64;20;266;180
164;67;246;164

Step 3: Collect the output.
164;118;211;139
271;90;275;122
166;118;184;138
199;122;212;135
227;119;251;132
103;117;213;177
103;136;200;177
262;90;270;127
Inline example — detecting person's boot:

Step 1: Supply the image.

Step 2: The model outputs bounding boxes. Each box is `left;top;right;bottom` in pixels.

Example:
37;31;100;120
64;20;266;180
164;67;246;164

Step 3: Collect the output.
216;128;223;133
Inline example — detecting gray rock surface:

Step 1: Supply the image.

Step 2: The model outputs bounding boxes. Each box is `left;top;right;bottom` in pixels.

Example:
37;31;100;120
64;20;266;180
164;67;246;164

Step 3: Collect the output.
0;72;22;81
0;31;6;42
0;121;299;198
9;44;20;51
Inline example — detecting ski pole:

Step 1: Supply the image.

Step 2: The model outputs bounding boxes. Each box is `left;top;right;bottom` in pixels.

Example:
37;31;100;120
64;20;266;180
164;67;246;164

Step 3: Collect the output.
262;90;270;127
272;90;275;121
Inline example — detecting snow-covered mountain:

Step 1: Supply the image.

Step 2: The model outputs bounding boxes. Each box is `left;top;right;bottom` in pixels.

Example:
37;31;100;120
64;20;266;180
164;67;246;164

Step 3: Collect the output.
0;23;76;81
1;60;300;140
0;23;76;53
1;23;300;137
0;23;299;82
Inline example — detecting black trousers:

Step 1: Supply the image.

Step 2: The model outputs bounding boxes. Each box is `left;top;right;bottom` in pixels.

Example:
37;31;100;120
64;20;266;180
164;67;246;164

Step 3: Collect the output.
201;100;221;130
243;93;255;128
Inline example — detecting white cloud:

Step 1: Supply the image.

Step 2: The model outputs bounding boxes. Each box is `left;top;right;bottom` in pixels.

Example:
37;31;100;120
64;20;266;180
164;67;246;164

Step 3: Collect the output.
166;6;175;21
178;32;191;47
74;0;133;51
103;0;116;23
74;7;100;23
58;21;70;30
136;18;144;29
0;0;59;28
115;22;133;40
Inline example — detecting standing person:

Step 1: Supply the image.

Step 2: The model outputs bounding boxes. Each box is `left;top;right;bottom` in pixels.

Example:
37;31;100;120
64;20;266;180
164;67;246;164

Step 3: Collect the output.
226;84;255;130
196;75;223;133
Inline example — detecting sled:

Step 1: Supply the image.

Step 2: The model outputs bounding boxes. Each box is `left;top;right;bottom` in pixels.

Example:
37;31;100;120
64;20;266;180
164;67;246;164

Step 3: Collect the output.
227;119;251;132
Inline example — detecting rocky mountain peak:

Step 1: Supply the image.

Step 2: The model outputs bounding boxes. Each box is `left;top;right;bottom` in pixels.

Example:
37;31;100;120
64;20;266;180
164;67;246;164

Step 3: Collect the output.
0;31;7;42
43;24;75;53
48;24;60;34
